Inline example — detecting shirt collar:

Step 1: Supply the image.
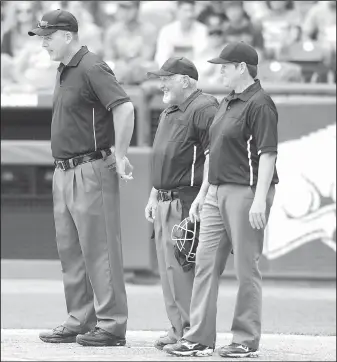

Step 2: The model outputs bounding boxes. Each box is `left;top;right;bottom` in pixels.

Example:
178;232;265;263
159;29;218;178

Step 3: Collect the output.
177;89;202;112
225;79;261;103
57;46;89;72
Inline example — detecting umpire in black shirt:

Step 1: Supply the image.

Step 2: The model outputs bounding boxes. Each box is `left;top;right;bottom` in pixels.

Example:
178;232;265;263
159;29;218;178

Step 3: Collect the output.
145;57;218;350
28;10;134;347
166;42;279;358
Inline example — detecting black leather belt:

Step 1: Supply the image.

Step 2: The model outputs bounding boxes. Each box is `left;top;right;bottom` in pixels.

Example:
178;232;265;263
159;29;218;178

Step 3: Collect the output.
157;189;179;202
54;149;112;171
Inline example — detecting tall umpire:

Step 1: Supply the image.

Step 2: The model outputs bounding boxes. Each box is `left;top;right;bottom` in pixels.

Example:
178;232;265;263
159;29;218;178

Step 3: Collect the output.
145;57;218;350
166;42;279;358
28;10;134;347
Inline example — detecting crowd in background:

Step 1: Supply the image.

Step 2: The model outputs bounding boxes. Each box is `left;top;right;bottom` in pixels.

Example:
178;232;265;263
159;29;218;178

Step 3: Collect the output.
1;0;336;93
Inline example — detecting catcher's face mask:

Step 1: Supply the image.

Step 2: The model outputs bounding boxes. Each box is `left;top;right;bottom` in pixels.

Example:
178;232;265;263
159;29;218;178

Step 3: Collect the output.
171;217;199;263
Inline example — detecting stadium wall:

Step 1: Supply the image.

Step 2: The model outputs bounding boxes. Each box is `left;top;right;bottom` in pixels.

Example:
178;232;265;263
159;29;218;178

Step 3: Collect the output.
1;84;336;280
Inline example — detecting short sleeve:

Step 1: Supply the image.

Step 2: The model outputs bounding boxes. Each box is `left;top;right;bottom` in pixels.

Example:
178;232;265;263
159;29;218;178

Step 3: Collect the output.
85;62;131;111
194;103;218;156
249;104;278;155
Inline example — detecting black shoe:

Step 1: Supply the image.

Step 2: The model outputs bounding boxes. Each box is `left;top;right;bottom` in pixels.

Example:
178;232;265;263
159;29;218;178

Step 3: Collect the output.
39;325;78;343
218;343;259;358
154;334;177;350
76;327;126;347
165;338;214;357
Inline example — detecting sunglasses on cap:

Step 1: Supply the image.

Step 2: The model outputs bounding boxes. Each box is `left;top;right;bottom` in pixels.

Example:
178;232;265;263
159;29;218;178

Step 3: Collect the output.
37;20;69;29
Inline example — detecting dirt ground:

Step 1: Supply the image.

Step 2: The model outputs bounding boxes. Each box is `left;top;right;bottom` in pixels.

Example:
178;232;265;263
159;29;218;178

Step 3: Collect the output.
1;278;336;361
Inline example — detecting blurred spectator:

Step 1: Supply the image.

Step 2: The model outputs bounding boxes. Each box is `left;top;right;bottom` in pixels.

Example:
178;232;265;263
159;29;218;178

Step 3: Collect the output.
1;1;39;57
197;1;228;30
1;1;13;43
279;40;334;83
257;0;302;59
139;1;176;32
257;49;304;83
294;1;319;23
194;27;227;85
1;1;60;93
104;1;157;84
35;1;63;19
302;1;336;53
298;1;336;83
79;1;107;29
155;0;208;67
97;1;119;31
222;1;264;52
243;1;269;22
64;1;103;57
5;41;60;93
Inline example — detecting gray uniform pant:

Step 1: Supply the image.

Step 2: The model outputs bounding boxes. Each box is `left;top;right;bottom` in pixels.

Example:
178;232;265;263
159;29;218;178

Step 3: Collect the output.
154;198;195;340
52;155;127;337
183;184;275;349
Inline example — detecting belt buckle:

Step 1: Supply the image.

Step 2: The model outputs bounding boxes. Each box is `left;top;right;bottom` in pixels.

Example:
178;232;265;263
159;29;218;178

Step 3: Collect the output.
56;160;66;171
160;190;171;202
158;190;165;201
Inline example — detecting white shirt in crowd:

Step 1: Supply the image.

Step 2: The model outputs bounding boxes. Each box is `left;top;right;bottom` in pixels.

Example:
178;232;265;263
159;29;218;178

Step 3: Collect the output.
155;20;208;67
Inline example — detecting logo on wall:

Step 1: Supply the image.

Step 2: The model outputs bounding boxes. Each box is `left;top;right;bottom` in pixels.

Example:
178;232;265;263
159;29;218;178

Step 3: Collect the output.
263;124;336;259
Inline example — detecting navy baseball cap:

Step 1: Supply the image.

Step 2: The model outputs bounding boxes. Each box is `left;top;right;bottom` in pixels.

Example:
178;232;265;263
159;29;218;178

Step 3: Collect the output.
147;57;199;81
208;41;259;66
28;9;78;36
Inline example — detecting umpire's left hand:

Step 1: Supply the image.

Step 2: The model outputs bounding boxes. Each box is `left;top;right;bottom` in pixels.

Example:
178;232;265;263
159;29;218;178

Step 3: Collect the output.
116;156;134;181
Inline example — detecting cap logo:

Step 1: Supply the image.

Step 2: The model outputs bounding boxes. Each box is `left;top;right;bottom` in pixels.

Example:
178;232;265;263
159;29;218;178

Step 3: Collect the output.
37;20;49;28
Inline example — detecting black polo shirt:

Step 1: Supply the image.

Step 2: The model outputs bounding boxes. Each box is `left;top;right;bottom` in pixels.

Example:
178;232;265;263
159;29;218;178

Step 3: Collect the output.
209;79;279;186
152;89;218;190
51;46;131;159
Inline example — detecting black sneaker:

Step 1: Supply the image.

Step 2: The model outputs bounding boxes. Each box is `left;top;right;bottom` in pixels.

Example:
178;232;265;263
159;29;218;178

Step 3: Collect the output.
218;343;259;358
76;327;126;347
154;334;177;350
39;325;78;343
165;338;214;357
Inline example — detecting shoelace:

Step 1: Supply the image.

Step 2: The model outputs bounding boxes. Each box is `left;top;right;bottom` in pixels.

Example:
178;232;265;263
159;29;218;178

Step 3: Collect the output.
86;327;101;335
53;325;66;333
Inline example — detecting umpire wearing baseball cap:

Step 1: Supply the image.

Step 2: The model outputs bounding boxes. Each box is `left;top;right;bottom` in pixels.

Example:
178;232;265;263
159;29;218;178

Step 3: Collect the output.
166;42;279;357
147;56;199;80
28;8;78;36
32;9;135;347
145;57;218;350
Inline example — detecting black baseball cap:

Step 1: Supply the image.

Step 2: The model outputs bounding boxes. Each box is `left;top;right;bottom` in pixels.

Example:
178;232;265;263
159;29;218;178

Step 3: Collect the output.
147;57;199;81
208;41;259;66
28;9;78;37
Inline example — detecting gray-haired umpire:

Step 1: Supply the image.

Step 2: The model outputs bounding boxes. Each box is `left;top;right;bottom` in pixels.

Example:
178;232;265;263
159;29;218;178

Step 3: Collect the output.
166;42;279;358
29;9;135;347
145;57;218;350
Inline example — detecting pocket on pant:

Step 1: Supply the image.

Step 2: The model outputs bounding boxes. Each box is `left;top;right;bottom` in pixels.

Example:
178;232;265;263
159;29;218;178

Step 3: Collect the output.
81;161;101;192
103;155;117;173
